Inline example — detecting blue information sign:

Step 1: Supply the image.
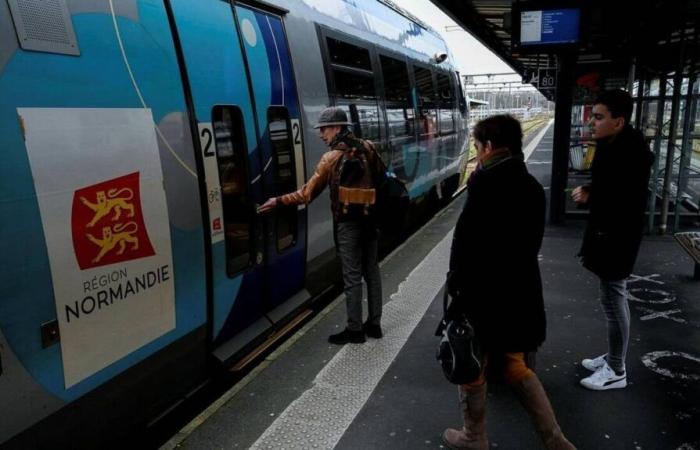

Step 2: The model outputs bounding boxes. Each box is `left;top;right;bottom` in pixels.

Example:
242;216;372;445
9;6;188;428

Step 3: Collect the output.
520;8;580;46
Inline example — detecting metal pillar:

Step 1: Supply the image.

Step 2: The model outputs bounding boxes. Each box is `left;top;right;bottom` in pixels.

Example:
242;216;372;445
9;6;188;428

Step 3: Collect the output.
549;53;576;224
659;30;687;234
648;75;667;233
659;71;685;234
674;72;698;230
634;70;645;128
628;59;636;94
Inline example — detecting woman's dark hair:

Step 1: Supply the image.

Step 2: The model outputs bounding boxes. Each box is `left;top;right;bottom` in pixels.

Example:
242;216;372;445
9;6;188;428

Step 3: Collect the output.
472;114;523;155
594;89;633;124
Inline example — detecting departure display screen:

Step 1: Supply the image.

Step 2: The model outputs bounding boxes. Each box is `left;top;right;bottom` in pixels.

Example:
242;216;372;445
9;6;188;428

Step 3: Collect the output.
520;8;580;46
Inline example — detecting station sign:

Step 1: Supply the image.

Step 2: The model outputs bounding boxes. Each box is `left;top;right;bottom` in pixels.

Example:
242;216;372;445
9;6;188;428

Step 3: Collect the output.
524;68;557;89
538;68;557;90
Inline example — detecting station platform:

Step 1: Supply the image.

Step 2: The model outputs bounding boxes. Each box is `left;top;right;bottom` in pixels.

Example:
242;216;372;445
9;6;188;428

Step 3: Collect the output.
161;125;700;450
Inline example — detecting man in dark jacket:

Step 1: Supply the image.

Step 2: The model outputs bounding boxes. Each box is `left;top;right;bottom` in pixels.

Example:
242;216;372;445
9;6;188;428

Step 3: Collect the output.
443;115;573;450
572;89;654;391
258;107;383;345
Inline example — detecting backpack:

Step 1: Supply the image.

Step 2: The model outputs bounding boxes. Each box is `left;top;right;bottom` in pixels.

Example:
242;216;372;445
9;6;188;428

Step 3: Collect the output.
333;138;409;230
335;144;377;220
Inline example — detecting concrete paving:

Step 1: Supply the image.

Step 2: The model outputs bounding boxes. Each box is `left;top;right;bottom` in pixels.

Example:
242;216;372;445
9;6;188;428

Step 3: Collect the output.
163;125;700;450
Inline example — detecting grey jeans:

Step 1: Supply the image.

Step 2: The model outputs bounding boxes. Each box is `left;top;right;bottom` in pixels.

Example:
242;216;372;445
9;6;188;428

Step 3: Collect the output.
336;221;383;331
599;278;630;372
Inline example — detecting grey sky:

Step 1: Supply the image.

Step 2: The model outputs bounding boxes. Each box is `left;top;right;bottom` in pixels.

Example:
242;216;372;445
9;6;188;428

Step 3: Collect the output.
396;0;514;76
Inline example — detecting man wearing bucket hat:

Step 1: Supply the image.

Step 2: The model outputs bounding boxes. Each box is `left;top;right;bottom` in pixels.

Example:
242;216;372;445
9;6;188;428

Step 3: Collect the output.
258;106;384;345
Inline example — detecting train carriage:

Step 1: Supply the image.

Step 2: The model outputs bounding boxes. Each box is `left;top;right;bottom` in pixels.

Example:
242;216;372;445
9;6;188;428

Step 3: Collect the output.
0;0;468;446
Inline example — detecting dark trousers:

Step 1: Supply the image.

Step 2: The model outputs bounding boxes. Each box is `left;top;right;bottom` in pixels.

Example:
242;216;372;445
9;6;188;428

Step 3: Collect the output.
335;221;382;331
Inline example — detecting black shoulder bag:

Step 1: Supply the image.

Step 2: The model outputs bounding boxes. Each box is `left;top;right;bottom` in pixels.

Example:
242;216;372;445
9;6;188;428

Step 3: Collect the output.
435;283;483;384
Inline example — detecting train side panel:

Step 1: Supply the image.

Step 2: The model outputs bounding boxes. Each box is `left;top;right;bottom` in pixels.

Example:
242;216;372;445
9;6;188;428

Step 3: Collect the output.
279;0;468;263
0;0;207;445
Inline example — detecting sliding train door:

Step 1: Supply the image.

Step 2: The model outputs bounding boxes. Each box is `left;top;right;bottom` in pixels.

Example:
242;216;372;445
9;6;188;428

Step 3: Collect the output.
233;4;307;314
167;0;262;354
169;0;306;359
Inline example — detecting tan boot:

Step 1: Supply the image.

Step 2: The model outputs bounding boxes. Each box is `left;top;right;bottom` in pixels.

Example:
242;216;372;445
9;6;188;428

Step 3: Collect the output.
512;375;576;450
441;383;489;450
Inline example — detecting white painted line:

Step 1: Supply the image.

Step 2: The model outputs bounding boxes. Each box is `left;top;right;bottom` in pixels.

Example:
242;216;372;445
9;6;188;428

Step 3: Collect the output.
249;233;453;449
160;202;458;450
637;307;686;323
641;351;700;381
628;288;675;305
628;273;664;285
524;118;554;161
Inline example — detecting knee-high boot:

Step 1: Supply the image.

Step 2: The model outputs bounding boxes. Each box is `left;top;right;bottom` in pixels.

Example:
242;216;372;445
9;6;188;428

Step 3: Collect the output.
512;375;576;450
441;382;489;450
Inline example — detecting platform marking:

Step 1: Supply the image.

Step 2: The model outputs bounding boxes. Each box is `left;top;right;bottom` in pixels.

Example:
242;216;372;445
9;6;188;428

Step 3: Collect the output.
524;119;554;161
637;307;686;323
160;201;458;450
628;273;664;285
627;288;675;305
641;351;700;381
677;443;698;450
248;232;453;450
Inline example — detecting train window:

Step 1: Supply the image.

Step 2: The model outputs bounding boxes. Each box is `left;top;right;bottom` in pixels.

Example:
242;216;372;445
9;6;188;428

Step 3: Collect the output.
212;105;252;276
380;55;414;138
327;37;372;71
326;36;380;141
268;107;297;252
436;72;455;135
414;66;437;139
333;103;380;141
332;69;376;100
332;70;380;140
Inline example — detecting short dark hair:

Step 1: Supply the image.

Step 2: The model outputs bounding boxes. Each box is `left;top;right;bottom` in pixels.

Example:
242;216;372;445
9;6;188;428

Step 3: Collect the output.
594;89;633;124
472;114;523;155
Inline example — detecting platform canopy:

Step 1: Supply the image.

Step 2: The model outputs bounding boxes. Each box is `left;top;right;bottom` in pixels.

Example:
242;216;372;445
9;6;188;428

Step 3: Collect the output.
432;0;700;96
433;0;700;226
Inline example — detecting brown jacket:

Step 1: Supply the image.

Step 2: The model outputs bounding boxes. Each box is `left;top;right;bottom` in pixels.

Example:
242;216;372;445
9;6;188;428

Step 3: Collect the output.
277;134;381;218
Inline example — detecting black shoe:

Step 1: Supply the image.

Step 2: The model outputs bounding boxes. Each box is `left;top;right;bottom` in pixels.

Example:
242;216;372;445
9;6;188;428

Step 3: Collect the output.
328;328;366;345
363;322;383;339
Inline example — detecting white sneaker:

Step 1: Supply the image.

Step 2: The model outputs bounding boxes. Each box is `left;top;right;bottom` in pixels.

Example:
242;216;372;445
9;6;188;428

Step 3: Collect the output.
580;362;627;391
581;353;607;371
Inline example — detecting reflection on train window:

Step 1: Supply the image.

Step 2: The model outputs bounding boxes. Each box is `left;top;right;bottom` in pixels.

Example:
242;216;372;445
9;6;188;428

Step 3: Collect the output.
380;55;414;138
268;107;297;252
436;72;455;135
332;69;375;100
327;37;372;71
326;36;380;141
414;66;437;139
212;105;252;276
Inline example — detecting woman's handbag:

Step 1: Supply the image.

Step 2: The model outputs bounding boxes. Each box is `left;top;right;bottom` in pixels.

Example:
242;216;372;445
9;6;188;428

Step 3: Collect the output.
435;286;483;384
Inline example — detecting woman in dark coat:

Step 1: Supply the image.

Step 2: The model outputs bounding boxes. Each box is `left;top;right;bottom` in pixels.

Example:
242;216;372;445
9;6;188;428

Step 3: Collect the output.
442;115;574;450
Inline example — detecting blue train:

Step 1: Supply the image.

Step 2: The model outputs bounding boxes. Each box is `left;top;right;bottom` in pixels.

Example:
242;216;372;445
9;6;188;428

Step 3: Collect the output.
0;0;468;446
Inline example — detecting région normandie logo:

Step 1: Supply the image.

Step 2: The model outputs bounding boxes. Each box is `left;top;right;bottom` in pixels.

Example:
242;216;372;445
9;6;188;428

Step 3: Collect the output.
71;172;155;270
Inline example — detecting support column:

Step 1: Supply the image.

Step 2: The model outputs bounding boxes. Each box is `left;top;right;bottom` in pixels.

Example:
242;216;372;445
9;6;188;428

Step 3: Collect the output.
659;70;685;234
674;72;698;230
659;31;687;234
634;69;645;128
648;76;667;233
549;53;576;224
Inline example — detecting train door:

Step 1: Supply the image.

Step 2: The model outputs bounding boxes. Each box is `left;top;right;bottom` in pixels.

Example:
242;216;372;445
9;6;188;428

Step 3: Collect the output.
165;1;260;355
232;4;307;314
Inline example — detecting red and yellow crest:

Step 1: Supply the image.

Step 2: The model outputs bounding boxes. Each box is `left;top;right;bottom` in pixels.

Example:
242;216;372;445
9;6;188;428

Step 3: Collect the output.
71;172;155;270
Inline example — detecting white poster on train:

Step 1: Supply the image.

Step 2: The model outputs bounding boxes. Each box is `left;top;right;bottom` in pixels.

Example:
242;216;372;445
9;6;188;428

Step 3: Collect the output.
18;108;175;389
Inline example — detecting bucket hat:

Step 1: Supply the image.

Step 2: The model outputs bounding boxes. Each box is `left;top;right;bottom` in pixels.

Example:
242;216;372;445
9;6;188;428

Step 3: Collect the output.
313;106;354;129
